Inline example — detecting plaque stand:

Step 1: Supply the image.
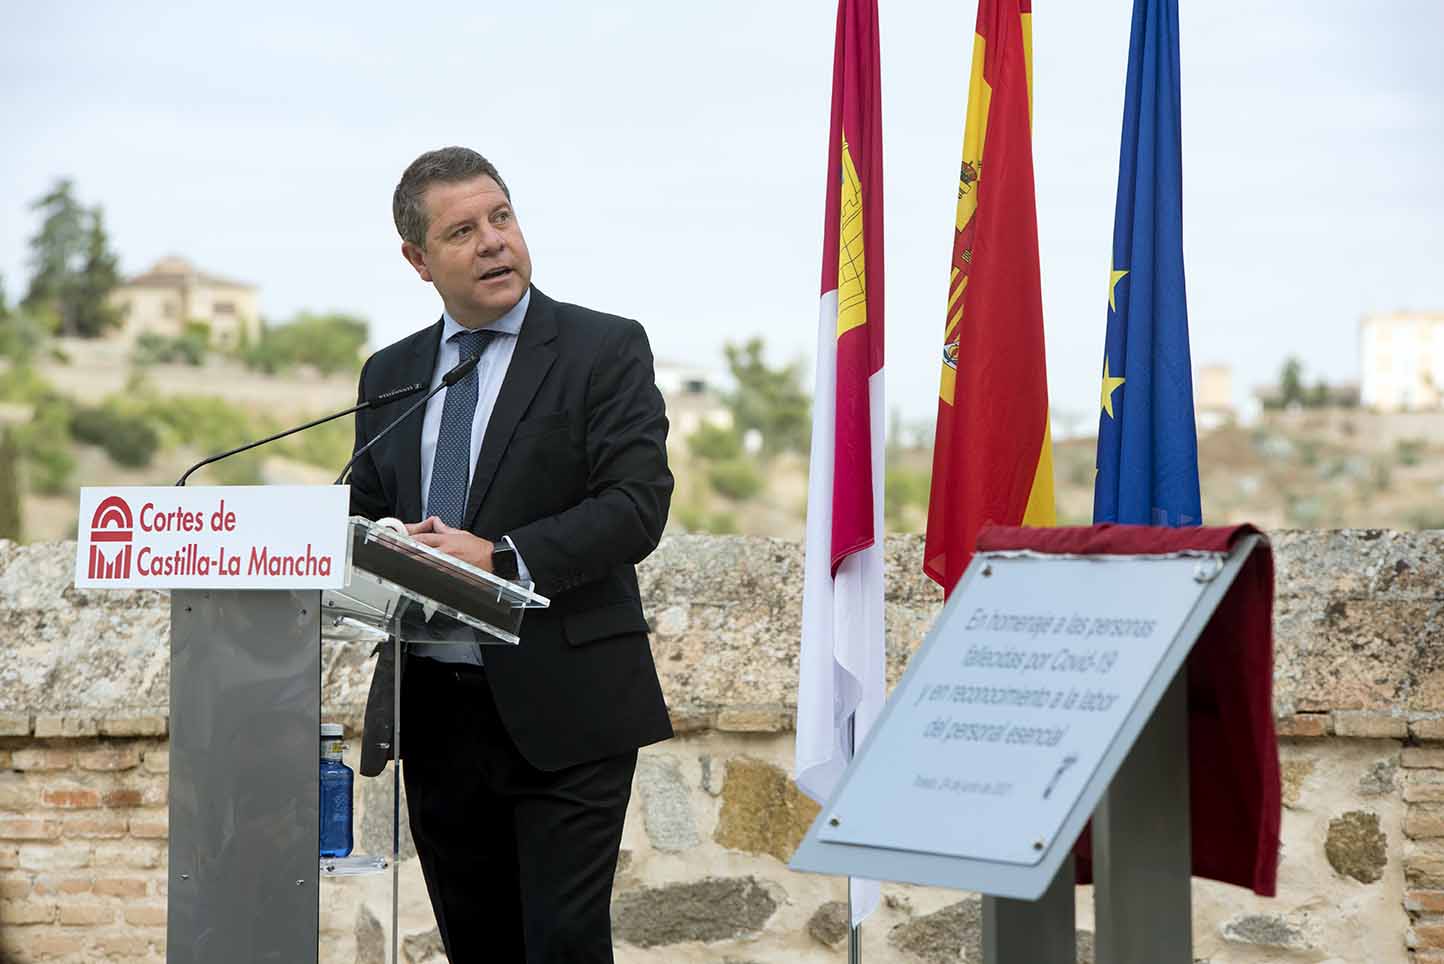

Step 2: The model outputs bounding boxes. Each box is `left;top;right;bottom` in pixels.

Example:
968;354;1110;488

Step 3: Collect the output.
981;854;1076;964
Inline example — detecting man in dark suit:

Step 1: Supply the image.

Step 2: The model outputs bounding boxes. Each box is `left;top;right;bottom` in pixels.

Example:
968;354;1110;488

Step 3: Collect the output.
348;146;674;963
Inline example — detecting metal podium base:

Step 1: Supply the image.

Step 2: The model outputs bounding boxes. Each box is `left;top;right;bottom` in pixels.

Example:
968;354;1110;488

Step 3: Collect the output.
982;855;1076;964
167;590;321;964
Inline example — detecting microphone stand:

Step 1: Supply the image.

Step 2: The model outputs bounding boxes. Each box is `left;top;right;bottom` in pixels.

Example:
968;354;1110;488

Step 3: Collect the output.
175;381;424;486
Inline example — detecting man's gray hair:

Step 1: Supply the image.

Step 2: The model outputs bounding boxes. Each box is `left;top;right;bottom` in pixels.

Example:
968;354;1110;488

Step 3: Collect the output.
392;147;511;248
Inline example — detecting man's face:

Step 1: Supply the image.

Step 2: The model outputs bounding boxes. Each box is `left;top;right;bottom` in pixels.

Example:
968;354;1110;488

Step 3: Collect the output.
402;175;533;327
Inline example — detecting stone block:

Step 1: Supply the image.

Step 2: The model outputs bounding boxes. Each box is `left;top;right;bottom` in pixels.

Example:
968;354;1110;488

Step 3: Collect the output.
78;746;142;771
1406;778;1444;804
18;843;92;871
668;705;716;734
10;749;74;771
1326;810;1387;882
1406;889;1444;913
403;928;446;964
1404;748;1444;769
1331;709;1407;739
59;902;116;925
1408;846;1444;888
26;934;85;956
0;712;31;736
1414;718;1444;742
41;786;101;809
888;897;981;964
99;716;168;737
0;783;40;812
611;877;779;946
142;750;169;774
358;770;415;862
128;814;168;839
0;818;61;841
64;813;129;839
1276;713;1329;738
0;899;57;924
95;841;162;869
93;876;149;898
102;787;145;808
33;874;93;895
94;935;152;958
124;902;168;927
33;715;99;738
807;900;848;948
1221;913;1312;949
716;705;791;733
1411;806;1444;840
714;757;820;863
0;876;30;898
0;846;15;868
636;753;701;853
1417;923;1444;949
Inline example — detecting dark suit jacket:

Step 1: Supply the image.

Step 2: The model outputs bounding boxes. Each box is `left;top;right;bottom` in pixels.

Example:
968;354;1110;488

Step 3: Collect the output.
349;287;674;774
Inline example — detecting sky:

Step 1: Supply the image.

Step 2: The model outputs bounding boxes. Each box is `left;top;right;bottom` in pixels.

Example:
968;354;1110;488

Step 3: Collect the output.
3;1;1442;429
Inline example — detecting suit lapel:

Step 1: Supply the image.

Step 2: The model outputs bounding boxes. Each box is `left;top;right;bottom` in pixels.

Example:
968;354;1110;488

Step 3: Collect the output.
463;288;558;530
396;320;444;522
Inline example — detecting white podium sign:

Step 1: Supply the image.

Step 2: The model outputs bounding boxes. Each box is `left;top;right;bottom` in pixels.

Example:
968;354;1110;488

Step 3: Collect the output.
791;540;1254;900
74;486;349;590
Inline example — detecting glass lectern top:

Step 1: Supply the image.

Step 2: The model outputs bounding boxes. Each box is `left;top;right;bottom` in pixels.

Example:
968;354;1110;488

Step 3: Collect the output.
322;516;550;646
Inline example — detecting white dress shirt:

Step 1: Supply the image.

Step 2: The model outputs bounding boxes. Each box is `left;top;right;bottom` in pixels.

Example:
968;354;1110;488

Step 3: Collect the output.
412;289;531;665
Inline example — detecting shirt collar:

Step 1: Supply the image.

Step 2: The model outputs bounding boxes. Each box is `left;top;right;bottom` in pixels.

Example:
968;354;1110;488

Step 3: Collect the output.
441;287;531;342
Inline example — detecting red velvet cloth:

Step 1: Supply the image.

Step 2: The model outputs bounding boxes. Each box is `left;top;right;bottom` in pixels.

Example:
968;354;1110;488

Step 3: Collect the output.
974;523;1281;897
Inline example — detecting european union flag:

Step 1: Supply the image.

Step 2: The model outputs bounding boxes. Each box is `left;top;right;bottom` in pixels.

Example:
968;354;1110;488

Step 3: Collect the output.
1093;0;1201;526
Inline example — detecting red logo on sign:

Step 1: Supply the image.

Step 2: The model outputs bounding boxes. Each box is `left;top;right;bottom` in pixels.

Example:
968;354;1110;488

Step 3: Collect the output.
88;496;134;580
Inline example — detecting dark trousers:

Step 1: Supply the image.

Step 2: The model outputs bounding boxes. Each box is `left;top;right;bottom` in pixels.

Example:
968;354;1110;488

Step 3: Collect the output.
401;656;637;964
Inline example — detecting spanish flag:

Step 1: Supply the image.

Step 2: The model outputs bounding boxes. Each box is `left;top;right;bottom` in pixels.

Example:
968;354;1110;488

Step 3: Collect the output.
924;0;1055;596
794;0;885;927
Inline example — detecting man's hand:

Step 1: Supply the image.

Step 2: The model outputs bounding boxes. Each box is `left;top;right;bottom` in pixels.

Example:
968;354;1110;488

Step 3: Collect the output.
407;517;495;572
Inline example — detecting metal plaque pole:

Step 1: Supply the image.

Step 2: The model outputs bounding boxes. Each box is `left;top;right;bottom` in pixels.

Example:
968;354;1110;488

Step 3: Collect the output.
981;854;1075;964
846;715;862;964
1093;669;1192;964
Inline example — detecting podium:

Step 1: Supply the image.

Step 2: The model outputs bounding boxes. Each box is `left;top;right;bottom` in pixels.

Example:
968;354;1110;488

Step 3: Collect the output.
791;524;1280;964
74;489;547;964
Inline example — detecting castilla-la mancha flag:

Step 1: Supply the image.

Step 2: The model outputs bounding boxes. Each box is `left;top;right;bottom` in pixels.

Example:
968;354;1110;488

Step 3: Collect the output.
924;0;1055;596
794;0;885;927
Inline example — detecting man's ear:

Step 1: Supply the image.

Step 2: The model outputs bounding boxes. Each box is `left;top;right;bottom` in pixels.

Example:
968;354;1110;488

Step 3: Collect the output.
401;241;433;283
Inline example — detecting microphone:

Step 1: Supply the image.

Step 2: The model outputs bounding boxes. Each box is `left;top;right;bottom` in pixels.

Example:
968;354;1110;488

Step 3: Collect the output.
175;380;427;486
334;354;479;486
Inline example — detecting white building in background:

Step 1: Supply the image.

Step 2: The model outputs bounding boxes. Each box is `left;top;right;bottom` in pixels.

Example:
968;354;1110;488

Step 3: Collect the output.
1360;312;1444;411
654;360;732;439
107;256;261;349
1195;363;1236;431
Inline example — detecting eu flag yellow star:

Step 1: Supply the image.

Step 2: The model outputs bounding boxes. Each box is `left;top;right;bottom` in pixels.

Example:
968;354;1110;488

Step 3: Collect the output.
1108;268;1129;312
1100;355;1126;418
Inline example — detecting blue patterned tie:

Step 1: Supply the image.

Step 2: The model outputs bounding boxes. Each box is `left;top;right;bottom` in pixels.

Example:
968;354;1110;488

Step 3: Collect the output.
426;329;495;527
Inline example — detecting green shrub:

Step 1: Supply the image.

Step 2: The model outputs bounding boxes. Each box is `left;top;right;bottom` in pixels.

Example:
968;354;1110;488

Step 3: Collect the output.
70;402;159;468
0;428;22;541
133;328;207;367
707;458;763;501
687;423;742;461
885;466;932;526
13;395;75;494
244;312;367;375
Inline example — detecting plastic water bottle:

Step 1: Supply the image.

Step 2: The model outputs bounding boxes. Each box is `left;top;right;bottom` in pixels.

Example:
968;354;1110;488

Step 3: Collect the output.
319;723;354;858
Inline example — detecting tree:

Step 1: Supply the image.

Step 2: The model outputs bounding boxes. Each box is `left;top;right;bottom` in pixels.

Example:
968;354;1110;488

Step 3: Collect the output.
245;311;369;375
722;337;811;456
0;272;48;364
0;428;21;542
22;180;123;338
1277;356;1306;409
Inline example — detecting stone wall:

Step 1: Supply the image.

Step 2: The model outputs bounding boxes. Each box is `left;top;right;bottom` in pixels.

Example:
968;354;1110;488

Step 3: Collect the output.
1;531;1442;962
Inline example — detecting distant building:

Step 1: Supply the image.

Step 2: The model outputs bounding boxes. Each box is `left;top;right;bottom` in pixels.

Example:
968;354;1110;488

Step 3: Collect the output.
108;256;261;349
1195;363;1235;431
654;360;732;439
1360;311;1444;411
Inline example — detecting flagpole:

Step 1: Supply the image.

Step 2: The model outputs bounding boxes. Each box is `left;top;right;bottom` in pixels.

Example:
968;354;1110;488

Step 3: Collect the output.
847;715;862;964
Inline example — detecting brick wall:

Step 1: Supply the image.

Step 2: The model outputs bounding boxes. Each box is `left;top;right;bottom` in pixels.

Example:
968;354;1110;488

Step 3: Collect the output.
0;719;168;962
